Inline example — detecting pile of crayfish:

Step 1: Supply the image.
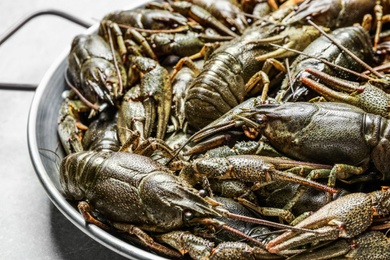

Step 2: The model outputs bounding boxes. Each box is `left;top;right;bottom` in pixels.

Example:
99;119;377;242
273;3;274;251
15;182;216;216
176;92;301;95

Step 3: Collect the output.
58;0;390;259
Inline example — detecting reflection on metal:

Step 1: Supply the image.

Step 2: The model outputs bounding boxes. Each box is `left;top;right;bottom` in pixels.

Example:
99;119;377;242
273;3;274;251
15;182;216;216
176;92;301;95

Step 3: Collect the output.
0;9;92;91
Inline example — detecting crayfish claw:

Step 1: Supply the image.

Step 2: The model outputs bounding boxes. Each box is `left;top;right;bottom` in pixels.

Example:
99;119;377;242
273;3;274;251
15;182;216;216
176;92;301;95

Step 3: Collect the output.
266;226;339;253
266;192;379;253
211;241;275;260
157;231;214;260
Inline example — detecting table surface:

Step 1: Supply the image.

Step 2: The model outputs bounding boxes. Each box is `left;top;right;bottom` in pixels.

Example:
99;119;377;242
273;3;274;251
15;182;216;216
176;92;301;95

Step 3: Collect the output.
0;1;150;259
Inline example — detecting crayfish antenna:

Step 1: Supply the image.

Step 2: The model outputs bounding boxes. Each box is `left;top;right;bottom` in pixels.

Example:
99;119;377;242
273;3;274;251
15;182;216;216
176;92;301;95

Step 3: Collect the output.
222;224;267;248
188;217;269;249
64;70;99;111
191;121;238;143
303;68;361;93
267;42;372;81
306;18;384;79
216;208;321;234
184;134;232;156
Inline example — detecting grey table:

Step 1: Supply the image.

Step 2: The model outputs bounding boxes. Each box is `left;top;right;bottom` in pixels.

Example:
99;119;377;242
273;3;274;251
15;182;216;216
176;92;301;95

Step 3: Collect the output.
0;1;149;259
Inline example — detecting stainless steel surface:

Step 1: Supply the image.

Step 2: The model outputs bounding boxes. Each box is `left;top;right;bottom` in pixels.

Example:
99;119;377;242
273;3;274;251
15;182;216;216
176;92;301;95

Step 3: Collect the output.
0;1;151;259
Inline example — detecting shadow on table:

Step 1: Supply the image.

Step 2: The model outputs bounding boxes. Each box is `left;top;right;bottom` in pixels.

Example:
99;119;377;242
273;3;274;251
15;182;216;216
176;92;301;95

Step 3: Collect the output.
49;203;127;260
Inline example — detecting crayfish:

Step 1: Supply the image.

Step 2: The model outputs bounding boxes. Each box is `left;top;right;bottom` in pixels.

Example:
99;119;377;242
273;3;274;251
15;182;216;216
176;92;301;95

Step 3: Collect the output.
55;0;390;259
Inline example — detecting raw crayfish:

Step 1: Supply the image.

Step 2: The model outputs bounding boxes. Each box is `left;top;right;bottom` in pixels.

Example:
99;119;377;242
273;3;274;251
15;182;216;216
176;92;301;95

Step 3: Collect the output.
56;0;390;259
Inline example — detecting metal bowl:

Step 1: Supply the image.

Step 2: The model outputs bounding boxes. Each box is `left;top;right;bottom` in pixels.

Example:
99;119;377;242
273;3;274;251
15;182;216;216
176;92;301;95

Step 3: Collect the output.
26;22;168;260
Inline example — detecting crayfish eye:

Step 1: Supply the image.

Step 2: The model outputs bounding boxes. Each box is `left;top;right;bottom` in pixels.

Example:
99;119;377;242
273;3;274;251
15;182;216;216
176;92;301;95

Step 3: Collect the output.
255;114;267;126
198;189;208;198
183;210;194;221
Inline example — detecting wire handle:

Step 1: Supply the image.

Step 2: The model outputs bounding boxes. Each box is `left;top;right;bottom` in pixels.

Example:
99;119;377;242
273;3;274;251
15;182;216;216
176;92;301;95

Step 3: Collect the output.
0;9;93;91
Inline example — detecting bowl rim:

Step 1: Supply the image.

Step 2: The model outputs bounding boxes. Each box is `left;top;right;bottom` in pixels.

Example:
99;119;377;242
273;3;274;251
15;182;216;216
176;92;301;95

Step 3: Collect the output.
27;22;168;260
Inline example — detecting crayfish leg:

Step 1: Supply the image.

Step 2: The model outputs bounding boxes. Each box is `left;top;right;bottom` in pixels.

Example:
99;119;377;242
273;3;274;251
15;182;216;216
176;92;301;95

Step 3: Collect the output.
281;164;365;214
374;3;390;51
238;198;295;223
111;222;182;259
99;20;127;61
58;98;91;155
125;28;158;61
305;164;366;187
170;56;200;81
77;201;110;230
246;57;286;101
156;231;214;260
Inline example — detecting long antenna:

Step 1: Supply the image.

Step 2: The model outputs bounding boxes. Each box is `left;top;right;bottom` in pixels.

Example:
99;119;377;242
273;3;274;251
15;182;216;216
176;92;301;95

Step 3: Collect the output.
268;43;372;81
306;18;384;79
165;121;236;166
